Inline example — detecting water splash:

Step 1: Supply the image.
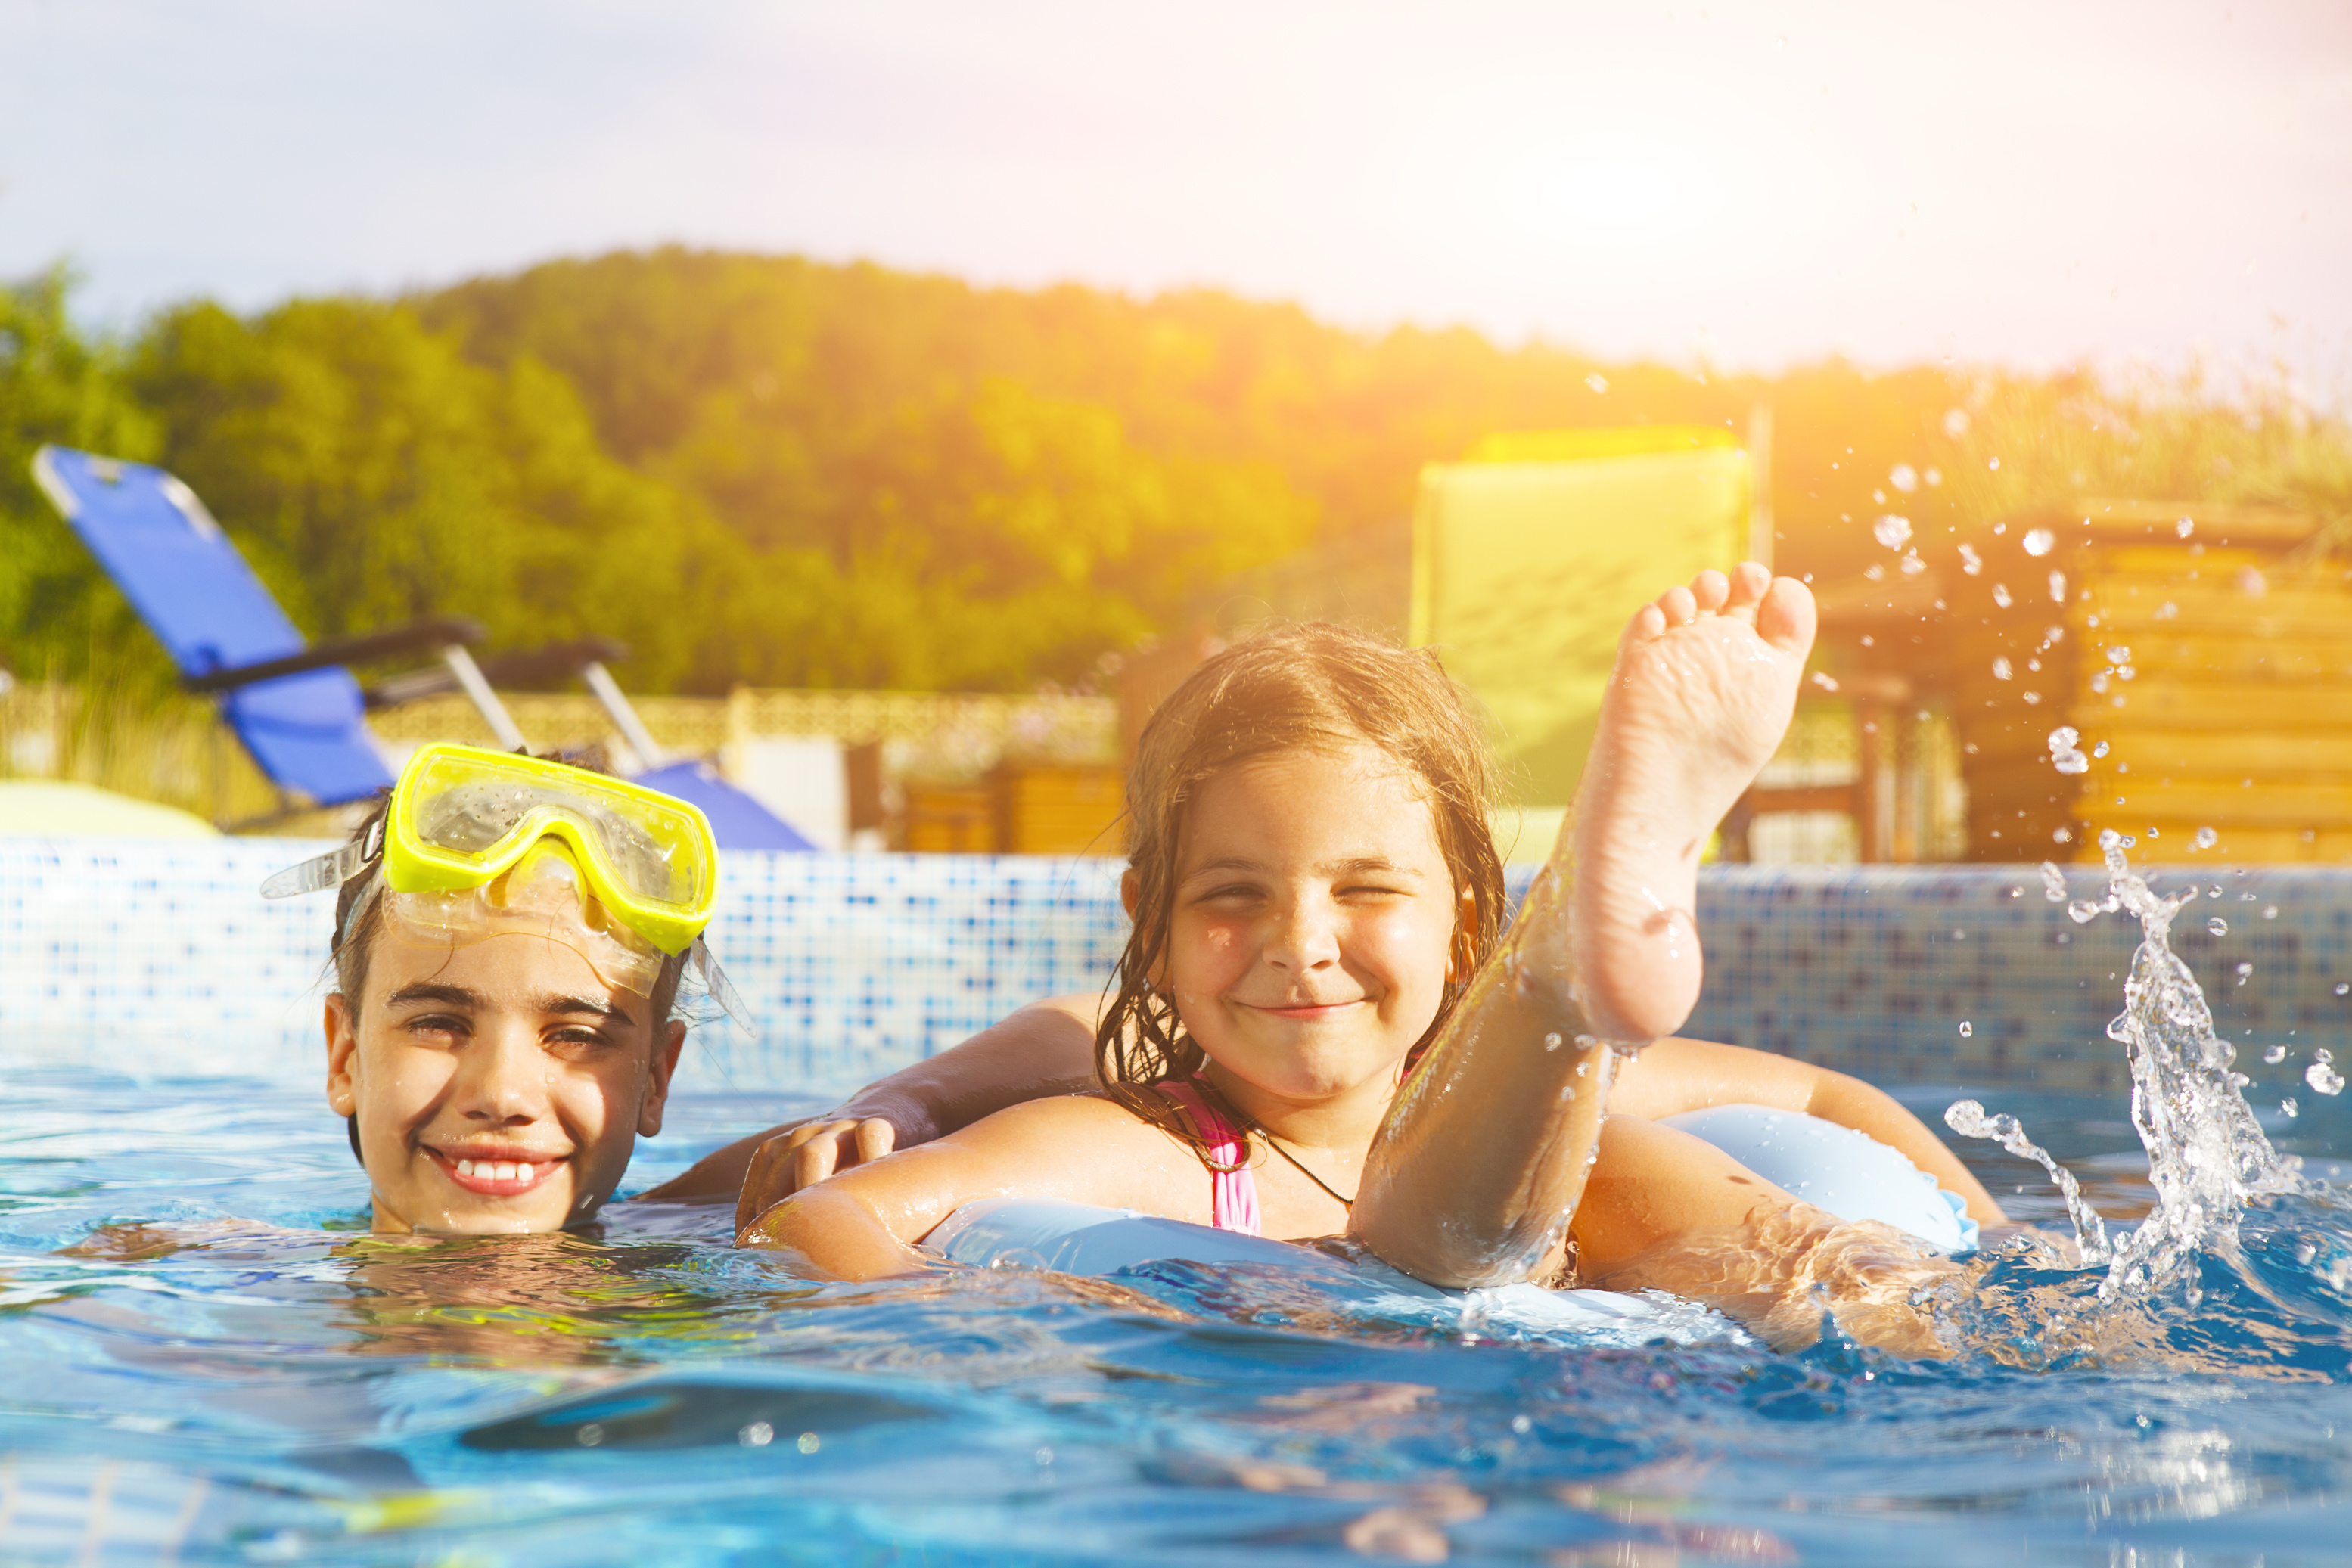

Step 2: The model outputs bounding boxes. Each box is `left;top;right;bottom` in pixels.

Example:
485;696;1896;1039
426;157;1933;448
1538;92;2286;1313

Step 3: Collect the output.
1954;831;2301;1305
1945;1100;2110;1264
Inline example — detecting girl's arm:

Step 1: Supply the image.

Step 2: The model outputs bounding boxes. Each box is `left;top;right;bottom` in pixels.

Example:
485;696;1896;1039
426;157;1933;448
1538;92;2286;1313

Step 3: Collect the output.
736;1094;1192;1280
635;995;1101;1212
1610;1037;2009;1226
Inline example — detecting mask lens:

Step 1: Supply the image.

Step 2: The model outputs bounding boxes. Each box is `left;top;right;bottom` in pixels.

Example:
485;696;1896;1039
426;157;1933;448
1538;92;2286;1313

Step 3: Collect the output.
407;755;708;913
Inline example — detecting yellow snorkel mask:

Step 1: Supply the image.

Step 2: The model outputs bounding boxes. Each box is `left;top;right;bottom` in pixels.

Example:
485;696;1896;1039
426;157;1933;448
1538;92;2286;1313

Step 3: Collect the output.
264;744;750;1028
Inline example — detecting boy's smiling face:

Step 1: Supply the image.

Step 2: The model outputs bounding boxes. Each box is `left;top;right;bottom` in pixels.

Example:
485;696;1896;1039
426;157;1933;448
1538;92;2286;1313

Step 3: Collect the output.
326;923;685;1234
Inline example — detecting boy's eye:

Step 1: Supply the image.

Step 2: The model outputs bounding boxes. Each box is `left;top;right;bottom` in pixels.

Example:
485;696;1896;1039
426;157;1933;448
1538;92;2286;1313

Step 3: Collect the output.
401;1011;470;1039
542;1026;621;1060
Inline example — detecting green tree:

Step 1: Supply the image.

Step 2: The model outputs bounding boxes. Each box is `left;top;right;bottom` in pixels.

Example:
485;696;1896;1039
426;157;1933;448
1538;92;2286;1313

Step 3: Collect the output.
0;269;166;686
128;297;744;692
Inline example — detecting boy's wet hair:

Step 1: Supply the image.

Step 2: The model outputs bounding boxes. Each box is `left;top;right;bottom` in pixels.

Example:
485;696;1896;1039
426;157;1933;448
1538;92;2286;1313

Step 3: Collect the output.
1095;622;1506;1153
328;756;689;1166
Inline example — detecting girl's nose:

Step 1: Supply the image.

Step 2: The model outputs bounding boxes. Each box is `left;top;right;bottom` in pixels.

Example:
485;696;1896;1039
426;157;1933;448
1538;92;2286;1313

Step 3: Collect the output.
1264;893;1342;971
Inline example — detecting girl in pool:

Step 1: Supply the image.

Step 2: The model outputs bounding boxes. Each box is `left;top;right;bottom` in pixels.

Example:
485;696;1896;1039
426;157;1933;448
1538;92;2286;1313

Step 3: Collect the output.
266;744;740;1234
738;565;2000;1345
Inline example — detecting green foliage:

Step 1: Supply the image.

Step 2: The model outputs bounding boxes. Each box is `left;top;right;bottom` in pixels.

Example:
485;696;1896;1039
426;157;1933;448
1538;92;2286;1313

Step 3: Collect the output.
5;251;2350;700
0;268;166;689
125;297;733;691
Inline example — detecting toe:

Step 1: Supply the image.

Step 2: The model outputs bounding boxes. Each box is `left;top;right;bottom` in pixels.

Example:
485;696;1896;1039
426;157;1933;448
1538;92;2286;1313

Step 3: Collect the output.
1657;585;1698;626
1757;576;1819;657
1689;570;1730;614
1623;601;1670;646
1727;561;1773;608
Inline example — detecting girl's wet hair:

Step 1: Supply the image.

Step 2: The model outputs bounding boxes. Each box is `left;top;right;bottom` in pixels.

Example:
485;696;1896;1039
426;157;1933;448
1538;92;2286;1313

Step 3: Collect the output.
328;759;689;1164
1095;622;1506;1150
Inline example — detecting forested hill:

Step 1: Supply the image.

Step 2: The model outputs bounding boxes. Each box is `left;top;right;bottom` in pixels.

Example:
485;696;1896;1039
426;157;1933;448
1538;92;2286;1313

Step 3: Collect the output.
2;250;2337;699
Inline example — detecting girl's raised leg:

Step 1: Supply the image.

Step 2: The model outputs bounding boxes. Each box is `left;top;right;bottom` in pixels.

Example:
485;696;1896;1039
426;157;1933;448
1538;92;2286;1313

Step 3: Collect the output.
1351;564;1815;1287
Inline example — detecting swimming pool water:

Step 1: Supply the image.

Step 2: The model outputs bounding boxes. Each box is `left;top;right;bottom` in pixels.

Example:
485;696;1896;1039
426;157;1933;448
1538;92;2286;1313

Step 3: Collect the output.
7;1068;2352;1565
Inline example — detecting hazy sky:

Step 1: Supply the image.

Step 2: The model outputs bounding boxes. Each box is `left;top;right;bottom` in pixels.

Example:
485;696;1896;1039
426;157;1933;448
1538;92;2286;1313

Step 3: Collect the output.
3;1;2347;390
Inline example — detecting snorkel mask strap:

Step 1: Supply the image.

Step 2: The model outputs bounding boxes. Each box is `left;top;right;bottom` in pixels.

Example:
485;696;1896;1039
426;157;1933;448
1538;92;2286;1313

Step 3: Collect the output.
261;815;382;899
692;936;755;1033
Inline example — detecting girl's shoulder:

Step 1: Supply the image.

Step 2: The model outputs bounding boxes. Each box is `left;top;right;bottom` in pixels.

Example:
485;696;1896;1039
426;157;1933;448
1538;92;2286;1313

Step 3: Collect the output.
951;1088;1184;1150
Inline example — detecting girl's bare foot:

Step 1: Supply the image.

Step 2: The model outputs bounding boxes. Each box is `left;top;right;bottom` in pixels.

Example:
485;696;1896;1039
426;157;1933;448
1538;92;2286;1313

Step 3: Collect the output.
1565;563;1815;1043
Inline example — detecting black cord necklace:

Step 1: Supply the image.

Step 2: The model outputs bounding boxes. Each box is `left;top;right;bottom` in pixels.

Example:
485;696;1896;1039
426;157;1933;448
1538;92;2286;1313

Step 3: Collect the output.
1196;1082;1356;1208
1257;1130;1356;1209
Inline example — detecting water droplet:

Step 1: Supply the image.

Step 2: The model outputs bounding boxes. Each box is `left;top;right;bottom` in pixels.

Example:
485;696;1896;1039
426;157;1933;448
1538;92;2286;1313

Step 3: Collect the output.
2235;961;2255;984
2023;691;2042;705
1864;563;1885;581
2264;905;2279;920
2239;567;2268;596
1992;582;2013;608
1889;464;1919;494
2068;900;2102;924
2195;827;2218;849
798;1431;821;1454
2049;570;2068;604
2265;1045;2288;1064
2308;1061;2345;1097
2040;861;2068;902
1873;514;1913;550
2336;982;2350;998
1543;1032;1563;1052
1899;553;1926;575
740;1421;775;1447
2105;646;2132;665
2023;527;2056;556
2047;726;2089;774
2176;516;2195;538
2209;917;2229;936
2282;1097;2301;1119
1586;373;1608;394
1809;669;1840;692
2296;1239;2318;1265
2155;600;2180;620
1925;467;1942;487
1989;456;2001;470
1958;1020;1973;1036
1944;408;1971;439
1993;656;2014;680
1959;542;1983;575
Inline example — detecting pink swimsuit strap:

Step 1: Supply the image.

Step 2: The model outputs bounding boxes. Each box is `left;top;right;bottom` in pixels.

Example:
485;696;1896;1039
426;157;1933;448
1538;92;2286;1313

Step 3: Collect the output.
1154;1079;1262;1237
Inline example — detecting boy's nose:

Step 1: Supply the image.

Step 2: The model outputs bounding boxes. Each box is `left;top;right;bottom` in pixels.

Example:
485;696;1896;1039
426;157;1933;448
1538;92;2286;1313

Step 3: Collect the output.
451;1026;549;1122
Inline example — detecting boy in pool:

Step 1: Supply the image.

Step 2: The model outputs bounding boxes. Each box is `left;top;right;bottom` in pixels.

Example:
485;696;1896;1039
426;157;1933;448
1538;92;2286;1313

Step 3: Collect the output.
266;744;735;1234
729;565;1999;1348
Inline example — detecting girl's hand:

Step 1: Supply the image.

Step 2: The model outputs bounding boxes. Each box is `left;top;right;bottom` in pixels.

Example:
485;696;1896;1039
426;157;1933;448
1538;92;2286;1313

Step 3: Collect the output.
734;1109;912;1231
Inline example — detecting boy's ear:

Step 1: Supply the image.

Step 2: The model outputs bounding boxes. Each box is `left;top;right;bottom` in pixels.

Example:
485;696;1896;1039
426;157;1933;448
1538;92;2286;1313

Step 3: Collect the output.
324;994;359;1117
637;1019;688;1138
1120;868;1141;918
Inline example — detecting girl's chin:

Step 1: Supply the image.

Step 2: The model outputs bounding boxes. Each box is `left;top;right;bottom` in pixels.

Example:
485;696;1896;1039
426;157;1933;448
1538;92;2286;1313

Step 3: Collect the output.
1202;1053;1409;1103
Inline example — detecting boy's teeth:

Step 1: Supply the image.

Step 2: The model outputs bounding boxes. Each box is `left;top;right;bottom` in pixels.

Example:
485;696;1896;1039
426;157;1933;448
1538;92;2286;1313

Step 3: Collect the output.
455;1159;477;1178
494;1162;520;1182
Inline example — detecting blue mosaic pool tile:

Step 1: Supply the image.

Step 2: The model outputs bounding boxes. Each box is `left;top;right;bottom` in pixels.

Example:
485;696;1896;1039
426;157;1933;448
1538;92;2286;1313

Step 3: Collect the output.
4;840;2347;1101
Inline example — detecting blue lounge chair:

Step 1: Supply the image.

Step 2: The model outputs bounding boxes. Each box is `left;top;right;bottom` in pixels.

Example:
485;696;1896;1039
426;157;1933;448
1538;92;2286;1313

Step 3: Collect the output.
31;446;817;848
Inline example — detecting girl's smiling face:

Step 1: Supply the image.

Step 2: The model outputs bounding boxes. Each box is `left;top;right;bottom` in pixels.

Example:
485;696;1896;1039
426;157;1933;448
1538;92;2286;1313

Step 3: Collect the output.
325;924;684;1234
1154;745;1463;1116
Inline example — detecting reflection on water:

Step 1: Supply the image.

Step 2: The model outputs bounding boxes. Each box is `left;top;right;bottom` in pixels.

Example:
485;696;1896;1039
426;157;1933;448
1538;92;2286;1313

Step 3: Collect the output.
5;1045;2352;1561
